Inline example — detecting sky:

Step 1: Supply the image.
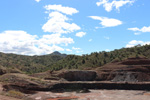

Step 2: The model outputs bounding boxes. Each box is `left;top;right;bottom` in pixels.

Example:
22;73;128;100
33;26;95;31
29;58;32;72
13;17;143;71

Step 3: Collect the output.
0;0;150;55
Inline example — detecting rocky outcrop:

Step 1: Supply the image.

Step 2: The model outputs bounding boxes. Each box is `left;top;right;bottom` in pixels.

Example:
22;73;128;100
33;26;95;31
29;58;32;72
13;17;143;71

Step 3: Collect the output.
96;57;150;82
0;73;52;93
50;81;150;91
121;57;150;65
0;66;22;75
58;70;97;81
0;69;6;75
52;57;150;82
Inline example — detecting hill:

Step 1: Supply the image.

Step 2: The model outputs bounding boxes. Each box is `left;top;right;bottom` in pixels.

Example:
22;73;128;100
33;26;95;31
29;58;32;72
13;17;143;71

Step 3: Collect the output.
1;44;150;73
50;44;150;70
0;51;66;74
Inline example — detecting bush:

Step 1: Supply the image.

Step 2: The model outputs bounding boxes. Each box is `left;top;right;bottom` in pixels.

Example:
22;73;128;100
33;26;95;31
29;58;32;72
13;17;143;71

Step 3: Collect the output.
6;90;24;99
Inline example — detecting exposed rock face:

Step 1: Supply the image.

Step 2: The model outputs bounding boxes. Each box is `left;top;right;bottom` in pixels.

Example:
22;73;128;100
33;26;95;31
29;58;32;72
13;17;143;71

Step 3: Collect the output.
0;67;6;75
0;69;6;75
96;57;150;82
58;70;97;81
0;73;52;93
0;66;22;75
54;57;150;82
121;57;150;65
50;81;150;91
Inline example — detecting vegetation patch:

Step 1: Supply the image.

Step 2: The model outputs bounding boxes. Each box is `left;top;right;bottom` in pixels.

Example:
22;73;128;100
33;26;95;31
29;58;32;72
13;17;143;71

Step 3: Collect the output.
3;90;24;99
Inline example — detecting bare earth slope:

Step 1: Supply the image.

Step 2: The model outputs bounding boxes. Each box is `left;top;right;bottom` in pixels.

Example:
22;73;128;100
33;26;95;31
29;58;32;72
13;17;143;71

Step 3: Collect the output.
96;57;150;82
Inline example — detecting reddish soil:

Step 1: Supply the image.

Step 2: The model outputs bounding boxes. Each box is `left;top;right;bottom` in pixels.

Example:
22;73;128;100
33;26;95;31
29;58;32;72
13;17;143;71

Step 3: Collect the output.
96;57;150;82
47;96;78;100
27;90;150;100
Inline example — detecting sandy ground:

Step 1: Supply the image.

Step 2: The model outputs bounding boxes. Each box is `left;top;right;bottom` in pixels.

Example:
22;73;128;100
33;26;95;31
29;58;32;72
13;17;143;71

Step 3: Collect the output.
27;89;150;100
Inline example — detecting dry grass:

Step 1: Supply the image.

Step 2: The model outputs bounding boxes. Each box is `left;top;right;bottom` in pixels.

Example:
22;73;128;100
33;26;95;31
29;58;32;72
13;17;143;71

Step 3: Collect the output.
4;90;24;99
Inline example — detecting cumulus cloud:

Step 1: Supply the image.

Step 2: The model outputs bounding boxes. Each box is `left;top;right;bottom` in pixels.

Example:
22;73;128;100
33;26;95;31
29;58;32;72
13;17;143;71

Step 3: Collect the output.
35;0;41;2
40;33;74;46
42;12;80;34
126;40;150;48
0;30;74;55
44;5;79;15
96;0;135;12
75;32;86;37
42;5;81;34
128;26;150;35
42;5;83;54
89;16;122;27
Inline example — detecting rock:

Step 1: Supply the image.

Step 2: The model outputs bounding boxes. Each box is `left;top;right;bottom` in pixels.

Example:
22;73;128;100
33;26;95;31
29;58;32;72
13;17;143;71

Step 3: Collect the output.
0;73;52;93
96;57;150;82
0;66;7;75
58;70;97;81
79;88;90;93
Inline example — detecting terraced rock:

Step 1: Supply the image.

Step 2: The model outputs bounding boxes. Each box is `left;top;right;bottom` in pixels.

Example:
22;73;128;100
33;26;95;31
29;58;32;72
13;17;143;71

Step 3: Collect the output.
96;57;150;82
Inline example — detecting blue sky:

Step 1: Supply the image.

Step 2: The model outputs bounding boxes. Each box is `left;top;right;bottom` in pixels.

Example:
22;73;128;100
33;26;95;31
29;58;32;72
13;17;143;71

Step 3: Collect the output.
0;0;150;55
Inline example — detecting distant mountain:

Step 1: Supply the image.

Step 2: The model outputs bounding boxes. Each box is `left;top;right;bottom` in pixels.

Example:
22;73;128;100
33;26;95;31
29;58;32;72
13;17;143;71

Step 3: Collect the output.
50;51;67;57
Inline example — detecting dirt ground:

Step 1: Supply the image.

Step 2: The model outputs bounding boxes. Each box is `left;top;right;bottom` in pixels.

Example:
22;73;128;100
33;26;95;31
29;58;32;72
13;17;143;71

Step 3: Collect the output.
27;89;150;100
1;83;150;100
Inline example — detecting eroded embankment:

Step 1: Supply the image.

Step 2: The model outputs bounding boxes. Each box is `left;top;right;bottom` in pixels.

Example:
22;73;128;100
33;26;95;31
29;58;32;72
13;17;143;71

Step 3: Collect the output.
50;81;150;91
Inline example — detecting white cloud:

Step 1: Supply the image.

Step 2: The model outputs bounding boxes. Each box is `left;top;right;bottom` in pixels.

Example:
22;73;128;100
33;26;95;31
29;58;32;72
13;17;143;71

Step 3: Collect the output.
66;49;72;52
75;32;86;37
72;47;83;53
128;27;139;31
126;40;150;48
0;30;74;55
42;5;82;54
35;0;41;2
72;47;81;50
39;33;74;46
128;26;150;35
89;16;122;27
42;5;81;34
140;26;150;32
96;0;135;12
44;5;79;15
